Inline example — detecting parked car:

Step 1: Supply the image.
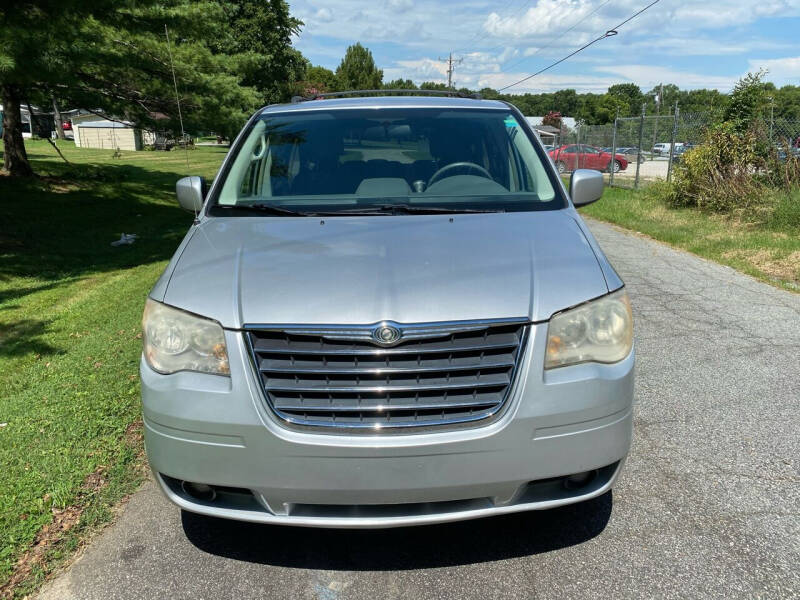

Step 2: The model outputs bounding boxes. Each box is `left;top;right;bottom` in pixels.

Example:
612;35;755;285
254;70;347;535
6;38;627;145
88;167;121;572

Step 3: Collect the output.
616;147;648;163
548;144;629;173
777;147;800;162
670;145;687;163
142;93;635;528
61;120;72;131
652;142;684;156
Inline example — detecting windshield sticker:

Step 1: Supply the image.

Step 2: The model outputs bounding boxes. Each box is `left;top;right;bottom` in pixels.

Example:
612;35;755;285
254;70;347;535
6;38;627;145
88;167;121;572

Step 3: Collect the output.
504;116;519;128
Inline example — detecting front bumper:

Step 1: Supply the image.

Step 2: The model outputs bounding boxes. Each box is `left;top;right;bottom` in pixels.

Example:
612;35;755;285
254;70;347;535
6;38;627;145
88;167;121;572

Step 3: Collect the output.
142;323;634;528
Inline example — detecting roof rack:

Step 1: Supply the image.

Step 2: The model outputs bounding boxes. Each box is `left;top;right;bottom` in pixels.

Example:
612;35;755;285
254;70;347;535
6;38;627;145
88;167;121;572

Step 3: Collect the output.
291;89;483;103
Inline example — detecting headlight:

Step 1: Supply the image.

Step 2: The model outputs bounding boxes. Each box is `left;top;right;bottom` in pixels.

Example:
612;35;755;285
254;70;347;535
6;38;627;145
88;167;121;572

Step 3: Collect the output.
545;289;633;369
142;299;230;376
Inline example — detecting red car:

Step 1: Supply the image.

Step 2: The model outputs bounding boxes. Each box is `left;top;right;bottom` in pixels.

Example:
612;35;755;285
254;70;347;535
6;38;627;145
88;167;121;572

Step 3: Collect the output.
548;144;628;174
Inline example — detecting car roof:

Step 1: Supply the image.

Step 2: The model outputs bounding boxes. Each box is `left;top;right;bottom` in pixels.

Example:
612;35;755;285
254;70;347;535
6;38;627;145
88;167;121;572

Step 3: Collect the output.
259;95;511;115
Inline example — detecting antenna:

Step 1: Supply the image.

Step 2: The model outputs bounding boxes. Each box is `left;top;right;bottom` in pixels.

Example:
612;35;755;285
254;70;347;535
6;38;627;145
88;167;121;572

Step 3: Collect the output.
164;24;190;173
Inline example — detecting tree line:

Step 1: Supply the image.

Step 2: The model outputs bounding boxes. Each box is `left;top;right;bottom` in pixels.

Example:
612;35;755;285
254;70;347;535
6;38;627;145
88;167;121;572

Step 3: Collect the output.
3;1;800;177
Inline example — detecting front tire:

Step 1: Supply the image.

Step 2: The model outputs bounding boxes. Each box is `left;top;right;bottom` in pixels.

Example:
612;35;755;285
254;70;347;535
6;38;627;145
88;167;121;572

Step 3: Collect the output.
556;161;567;174
608;160;622;173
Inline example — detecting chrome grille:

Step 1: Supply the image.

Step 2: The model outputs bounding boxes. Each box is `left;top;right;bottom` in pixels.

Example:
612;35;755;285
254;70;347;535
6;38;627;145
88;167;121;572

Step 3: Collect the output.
245;320;528;433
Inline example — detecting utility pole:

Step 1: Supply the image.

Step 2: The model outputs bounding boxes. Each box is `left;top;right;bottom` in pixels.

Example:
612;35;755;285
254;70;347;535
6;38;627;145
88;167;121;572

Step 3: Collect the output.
635;103;646;190
609;107;619;187
652;82;662;153
438;52;463;89
768;96;774;143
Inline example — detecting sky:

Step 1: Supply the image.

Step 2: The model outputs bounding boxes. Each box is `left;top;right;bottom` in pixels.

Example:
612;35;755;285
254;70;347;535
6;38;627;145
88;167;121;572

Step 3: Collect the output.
290;0;800;95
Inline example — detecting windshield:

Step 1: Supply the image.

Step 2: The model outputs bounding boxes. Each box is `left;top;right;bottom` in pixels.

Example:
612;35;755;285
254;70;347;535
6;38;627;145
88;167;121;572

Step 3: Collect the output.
210;107;563;214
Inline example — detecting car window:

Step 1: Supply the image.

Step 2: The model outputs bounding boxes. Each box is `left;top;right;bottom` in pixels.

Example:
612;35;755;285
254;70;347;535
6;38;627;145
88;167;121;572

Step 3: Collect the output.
562;145;577;153
213;108;564;213
581;146;599;154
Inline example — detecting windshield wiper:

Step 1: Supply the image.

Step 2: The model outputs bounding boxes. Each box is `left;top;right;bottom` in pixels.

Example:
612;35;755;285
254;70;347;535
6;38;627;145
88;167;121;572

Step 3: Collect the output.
325;204;506;215
218;203;314;216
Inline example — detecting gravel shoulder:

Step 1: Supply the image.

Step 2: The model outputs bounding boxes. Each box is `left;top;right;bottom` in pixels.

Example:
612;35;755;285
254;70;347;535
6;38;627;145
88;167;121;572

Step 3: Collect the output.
37;220;800;600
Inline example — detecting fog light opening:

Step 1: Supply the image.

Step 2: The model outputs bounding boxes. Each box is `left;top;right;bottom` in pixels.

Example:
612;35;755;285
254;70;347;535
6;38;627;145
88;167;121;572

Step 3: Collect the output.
181;481;217;502
564;470;598;490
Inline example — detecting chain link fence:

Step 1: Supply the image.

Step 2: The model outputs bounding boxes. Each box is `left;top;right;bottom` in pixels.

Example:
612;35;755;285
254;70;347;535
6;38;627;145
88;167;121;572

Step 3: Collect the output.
541;109;800;189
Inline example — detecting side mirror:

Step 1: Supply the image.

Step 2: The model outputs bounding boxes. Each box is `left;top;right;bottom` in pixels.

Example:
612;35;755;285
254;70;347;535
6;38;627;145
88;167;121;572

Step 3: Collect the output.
569;169;604;207
175;176;206;212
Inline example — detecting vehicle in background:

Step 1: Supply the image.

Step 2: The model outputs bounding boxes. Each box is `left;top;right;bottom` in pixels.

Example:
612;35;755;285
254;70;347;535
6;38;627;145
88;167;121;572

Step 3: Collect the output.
652;142;684;156
777;147;800;162
548;144;629;174
616;147;648;164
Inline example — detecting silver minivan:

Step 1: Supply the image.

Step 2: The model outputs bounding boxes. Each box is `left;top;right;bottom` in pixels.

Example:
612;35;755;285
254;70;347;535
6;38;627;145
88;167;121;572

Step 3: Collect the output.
141;93;634;528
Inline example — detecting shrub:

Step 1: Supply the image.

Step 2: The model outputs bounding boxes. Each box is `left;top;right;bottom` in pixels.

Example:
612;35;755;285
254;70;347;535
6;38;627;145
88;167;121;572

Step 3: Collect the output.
667;122;771;213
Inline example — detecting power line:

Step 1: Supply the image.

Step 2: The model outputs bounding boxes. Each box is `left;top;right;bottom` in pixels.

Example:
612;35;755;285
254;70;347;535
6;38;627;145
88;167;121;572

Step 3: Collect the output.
497;0;660;92
499;0;613;74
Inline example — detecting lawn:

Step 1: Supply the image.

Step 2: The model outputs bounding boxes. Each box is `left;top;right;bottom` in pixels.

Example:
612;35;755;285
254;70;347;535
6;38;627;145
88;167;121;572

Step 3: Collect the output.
0;140;227;597
580;185;800;291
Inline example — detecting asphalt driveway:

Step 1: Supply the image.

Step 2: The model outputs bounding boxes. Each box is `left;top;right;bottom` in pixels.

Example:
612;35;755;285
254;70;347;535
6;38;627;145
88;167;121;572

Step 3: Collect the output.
38;219;800;600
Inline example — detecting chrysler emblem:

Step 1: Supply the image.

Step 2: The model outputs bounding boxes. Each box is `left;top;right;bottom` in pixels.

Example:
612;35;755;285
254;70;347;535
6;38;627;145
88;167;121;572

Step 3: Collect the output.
372;324;402;346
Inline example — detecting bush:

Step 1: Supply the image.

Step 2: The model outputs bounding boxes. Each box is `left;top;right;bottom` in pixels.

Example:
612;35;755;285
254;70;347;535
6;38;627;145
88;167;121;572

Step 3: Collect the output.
667;123;771;213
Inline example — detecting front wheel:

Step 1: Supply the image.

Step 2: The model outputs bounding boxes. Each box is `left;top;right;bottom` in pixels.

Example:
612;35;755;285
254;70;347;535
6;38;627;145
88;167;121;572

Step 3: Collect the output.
556;161;567;174
607;160;622;173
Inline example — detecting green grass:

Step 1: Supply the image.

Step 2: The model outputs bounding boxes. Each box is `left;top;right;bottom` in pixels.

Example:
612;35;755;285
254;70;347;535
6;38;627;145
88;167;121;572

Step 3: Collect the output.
580;185;800;291
0;140;227;597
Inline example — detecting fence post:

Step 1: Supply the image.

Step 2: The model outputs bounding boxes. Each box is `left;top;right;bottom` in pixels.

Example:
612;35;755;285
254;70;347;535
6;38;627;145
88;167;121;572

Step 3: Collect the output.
576;122;581;170
634;103;645;189
609;108;619;187
666;102;679;183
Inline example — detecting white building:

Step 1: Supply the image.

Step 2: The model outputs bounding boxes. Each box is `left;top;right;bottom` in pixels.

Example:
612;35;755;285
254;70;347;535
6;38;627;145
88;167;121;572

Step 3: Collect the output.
73;118;147;151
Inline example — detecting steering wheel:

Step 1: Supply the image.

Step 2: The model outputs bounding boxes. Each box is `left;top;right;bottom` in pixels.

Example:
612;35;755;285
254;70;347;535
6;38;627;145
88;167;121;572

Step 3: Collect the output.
427;162;493;188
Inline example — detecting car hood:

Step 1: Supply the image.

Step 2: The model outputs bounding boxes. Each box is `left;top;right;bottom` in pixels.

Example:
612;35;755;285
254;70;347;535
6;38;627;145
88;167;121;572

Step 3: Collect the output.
162;211;610;328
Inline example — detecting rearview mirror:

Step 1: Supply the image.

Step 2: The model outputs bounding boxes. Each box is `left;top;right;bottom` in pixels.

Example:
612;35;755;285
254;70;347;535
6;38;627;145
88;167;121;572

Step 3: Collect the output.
569;169;604;207
175;176;205;212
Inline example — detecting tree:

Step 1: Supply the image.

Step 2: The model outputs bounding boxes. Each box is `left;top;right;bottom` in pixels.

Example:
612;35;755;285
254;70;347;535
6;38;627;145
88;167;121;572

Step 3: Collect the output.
552;89;579;116
542;111;562;129
0;0;122;176
209;0;305;105
0;0;276;176
607;83;643;117
724;70;769;134
302;65;339;95
383;79;417;90
420;81;447;91
335;43;383;91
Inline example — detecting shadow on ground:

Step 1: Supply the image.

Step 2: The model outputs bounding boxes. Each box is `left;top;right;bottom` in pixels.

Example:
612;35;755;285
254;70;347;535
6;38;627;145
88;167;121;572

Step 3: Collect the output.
181;491;612;570
0;160;195;290
0;318;59;358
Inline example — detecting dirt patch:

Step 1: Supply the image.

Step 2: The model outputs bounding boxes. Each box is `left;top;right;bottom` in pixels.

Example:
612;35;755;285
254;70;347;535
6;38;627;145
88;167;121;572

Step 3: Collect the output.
125;420;147;476
722;249;800;283
0;467;108;599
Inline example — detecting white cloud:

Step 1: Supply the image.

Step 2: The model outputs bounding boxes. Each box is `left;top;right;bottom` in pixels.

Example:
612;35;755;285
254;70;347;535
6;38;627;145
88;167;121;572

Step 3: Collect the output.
486;0;600;38
313;7;333;23
748;56;800;84
387;0;413;11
